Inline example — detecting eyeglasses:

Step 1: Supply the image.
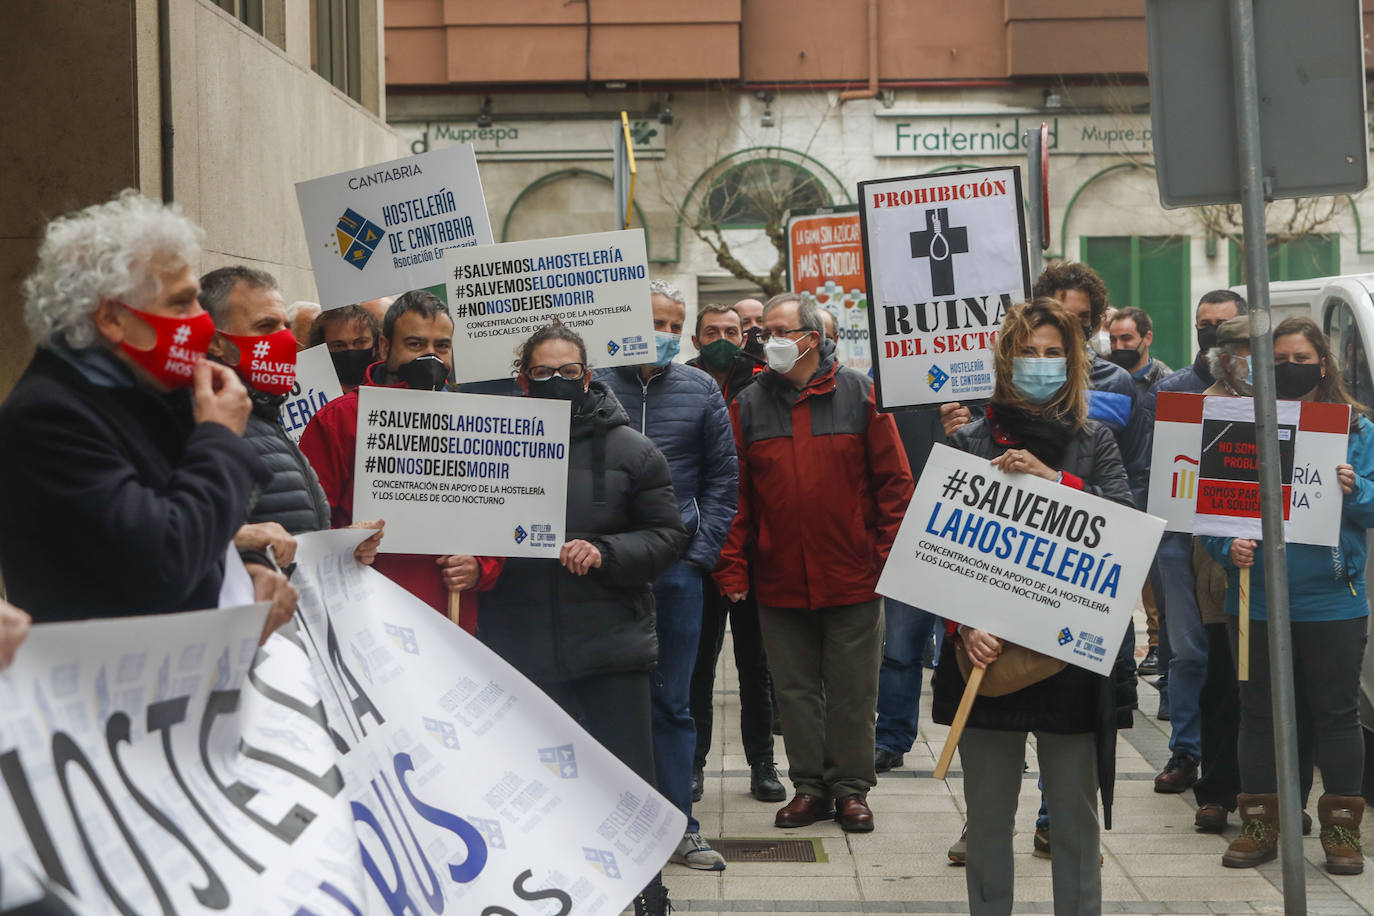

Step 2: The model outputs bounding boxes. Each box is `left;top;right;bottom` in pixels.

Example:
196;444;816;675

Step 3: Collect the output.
525;362;587;381
757;327;813;343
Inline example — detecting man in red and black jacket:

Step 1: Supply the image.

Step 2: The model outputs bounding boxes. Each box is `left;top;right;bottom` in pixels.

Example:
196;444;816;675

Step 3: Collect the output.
715;293;914;833
299;291;502;633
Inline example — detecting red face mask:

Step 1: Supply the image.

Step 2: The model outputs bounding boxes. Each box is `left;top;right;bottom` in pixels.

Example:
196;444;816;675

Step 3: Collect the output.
118;304;216;390
218;327;299;395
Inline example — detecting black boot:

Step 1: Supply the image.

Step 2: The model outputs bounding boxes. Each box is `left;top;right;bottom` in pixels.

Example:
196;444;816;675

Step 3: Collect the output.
750;761;786;802
633;875;672;916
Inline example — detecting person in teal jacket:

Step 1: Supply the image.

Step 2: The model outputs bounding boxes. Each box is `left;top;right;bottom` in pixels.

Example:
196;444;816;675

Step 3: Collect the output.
1200;316;1371;876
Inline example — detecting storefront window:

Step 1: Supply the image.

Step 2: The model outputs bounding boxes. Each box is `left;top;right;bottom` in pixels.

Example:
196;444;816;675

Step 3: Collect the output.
699;159;830;229
1228;234;1340;286
1080;236;1191;370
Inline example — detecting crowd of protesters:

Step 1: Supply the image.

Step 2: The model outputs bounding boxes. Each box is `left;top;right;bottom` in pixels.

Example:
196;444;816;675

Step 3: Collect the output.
1;191;1372;916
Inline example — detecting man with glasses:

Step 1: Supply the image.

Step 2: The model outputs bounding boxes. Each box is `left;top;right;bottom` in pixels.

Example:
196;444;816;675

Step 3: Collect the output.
715;292;914;833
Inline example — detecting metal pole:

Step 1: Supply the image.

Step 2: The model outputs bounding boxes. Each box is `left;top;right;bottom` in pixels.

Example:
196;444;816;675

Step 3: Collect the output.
1025;127;1045;281
1228;0;1305;910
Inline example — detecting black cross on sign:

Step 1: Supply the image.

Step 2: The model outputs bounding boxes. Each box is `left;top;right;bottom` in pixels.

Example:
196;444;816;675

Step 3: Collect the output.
909;207;969;298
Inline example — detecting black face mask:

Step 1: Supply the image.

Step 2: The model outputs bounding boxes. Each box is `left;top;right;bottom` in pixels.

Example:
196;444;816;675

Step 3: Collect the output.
395;354;449;391
1197;323;1220;353
1105;347;1143;370
527;376;591;409
742;326;765;358
330;348;374;387
1274;362;1324;400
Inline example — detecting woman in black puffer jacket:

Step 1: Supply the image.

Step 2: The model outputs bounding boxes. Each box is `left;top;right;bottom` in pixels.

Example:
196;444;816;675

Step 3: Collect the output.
479;323;686;916
931;298;1134;916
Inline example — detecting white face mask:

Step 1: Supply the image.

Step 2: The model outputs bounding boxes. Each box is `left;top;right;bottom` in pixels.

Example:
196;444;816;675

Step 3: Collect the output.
763;334;812;373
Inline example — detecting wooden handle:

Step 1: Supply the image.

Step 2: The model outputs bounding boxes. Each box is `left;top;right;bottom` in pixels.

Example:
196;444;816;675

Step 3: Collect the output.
934;665;986;780
447;589;462;627
1237;567;1250;682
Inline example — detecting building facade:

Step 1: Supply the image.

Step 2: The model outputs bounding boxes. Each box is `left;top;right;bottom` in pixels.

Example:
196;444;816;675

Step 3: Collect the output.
384;0;1374;369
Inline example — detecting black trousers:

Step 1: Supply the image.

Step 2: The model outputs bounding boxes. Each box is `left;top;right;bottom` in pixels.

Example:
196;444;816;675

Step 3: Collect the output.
539;671;656;786
689;572;775;768
1193;622;1242;809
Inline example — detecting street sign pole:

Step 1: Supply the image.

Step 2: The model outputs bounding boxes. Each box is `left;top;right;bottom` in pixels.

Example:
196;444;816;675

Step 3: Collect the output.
1228;0;1305;909
1025;126;1045;281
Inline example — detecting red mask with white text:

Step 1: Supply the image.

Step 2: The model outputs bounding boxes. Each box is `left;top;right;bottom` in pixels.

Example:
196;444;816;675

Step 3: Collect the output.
218;328;299;395
118;304;215;390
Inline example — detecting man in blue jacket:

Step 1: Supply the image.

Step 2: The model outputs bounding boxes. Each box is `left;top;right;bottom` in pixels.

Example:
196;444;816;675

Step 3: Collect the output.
597;279;739;871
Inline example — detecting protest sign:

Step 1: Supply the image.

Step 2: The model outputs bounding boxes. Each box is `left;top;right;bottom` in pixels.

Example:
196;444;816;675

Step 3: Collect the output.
443;229;654;384
858;167;1030;410
0;529;683;915
352;387;570;556
878;443;1165;675
786;206;871;370
1147;392;1348;546
295;145;494;310
277;344;344;443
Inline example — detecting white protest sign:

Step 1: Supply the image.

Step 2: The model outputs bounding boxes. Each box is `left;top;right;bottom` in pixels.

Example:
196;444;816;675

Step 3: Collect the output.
444;229;654;384
1147;392;1348;546
0;529;684;915
295;145;494;310
278;344;344;443
878;443;1165;674
352;387;570;556
858;167;1030;410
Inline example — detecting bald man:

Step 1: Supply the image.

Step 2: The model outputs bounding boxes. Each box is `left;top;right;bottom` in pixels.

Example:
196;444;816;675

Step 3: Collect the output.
734;298;764;332
359;296;395;327
288;301;322;350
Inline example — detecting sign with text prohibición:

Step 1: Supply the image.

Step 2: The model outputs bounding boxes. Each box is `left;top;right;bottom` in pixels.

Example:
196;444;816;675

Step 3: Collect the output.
858;167;1030;411
1147;392;1349;545
443;229;654;384
879;444;1164;675
295;145;494;310
352;387;570;556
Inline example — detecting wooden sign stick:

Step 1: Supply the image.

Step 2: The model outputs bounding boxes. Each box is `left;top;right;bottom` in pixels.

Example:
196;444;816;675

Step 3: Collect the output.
448;590;463;627
1237;567;1250;681
934;665;986;780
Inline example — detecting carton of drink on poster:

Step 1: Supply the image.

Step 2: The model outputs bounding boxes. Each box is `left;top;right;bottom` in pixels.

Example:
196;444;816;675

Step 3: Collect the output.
1147;392;1348;546
443;229;654;384
878;443;1165;675
352;387;570;556
278;344;344;443
858;167;1030;411
295;145;494;310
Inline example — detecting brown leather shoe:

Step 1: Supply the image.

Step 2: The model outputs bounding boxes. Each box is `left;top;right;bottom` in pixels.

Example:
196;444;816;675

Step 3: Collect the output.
774;793;833;828
835;794;874;833
1195;802;1229;832
1153;753;1199;793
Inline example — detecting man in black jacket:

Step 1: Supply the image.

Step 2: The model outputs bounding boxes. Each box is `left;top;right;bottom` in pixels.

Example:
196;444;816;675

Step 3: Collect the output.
201;266;383;564
0;191;293;640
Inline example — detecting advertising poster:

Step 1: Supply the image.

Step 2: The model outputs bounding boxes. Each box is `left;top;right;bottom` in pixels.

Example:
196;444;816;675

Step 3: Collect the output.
1147;392;1348;546
351;387;571;557
858;166;1030;410
786;205;871;369
0;530;683;915
443;229;654;384
277;344;344;443
295;145;494;310
878;444;1165;674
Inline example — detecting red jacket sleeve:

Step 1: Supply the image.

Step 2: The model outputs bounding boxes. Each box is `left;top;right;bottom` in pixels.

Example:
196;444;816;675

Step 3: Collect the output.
864;386;915;562
475;556;505;591
713;398;751;596
299;396;356;528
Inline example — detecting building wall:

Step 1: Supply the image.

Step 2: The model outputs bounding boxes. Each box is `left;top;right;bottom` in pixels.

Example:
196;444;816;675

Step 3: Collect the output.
0;0;399;398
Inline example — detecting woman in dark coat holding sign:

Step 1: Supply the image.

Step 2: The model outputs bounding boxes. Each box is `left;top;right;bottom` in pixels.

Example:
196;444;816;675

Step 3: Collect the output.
931;299;1135;916
479;322;687;916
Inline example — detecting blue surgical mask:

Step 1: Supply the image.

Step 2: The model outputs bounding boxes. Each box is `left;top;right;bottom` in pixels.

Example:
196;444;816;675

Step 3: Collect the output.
652;331;681;368
1012;357;1068;404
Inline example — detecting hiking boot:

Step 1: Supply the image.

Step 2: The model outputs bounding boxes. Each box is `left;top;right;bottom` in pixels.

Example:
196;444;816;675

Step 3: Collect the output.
1138;646;1160;676
1317;794;1365;875
874;747;905;774
750;762;786;802
948;824;967;865
1222;793;1279;868
1153;753;1199;793
671;832;726;871
1033;826;1051;859
1195;802;1229;832
633;876;673;916
691;765;704;803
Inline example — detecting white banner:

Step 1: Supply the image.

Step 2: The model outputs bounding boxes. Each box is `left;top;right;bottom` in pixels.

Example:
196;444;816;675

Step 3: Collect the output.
278;345;344;444
878;444;1165;674
443;229;654;384
352;387;570;557
1146;392;1348;546
858;168;1030;410
295;146;494;310
0;530;682;914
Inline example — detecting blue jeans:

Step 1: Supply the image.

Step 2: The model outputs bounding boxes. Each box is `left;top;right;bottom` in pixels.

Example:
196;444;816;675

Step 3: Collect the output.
650;562;703;833
1155;532;1206;759
874;600;940;754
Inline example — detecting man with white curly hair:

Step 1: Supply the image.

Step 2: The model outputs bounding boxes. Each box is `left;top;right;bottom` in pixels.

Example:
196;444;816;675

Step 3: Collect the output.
0;190;295;643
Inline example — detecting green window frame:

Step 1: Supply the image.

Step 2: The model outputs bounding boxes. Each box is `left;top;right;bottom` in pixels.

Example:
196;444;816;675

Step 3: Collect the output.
697;158;832;230
1227;234;1340;286
1079;235;1192;372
